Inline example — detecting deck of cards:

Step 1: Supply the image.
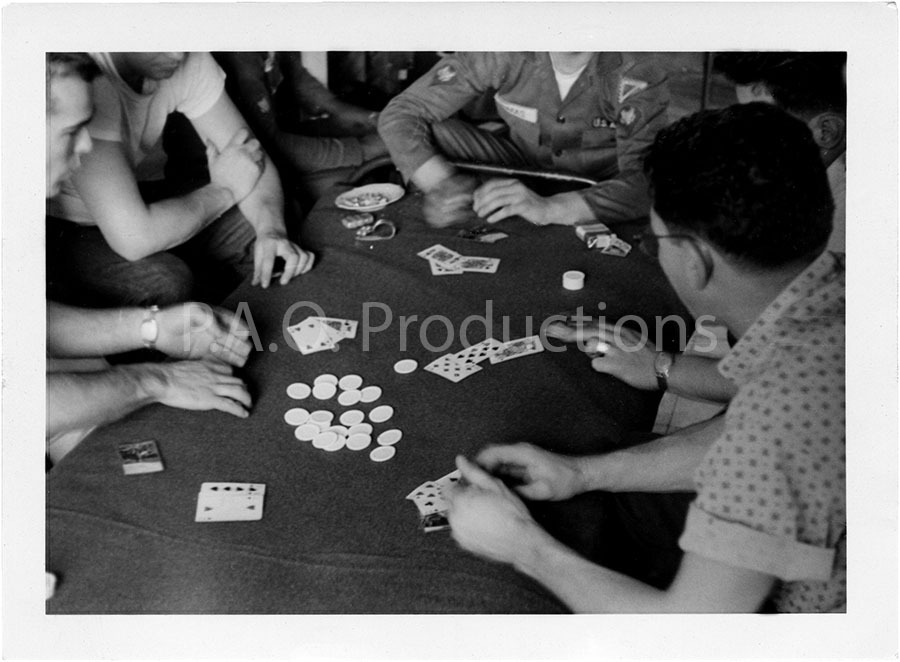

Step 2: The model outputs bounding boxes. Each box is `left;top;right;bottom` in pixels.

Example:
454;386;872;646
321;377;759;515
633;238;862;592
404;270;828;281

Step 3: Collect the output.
194;482;266;522
288;316;358;354
456;225;509;243
417;244;500;276
406;469;461;533
574;223;632;256
117;440;164;475
424;335;544;382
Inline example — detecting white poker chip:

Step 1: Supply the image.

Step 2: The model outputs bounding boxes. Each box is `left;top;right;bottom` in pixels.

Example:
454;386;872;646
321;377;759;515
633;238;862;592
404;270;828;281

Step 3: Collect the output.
286;382;311;399
368;405;394;424
338;389;362;407
314;374;339;386
283;408;310;426
312;431;338;449
393;359;418;374
377;429;403;446
326;425;350;438
312;382;337;400
369;446;396;462
338;374;364;391
323;435;346;452
309;410;334;425
346;433;372;451
359;385;382;403
340;410;366;426
348;422;373;435
294;423;319;441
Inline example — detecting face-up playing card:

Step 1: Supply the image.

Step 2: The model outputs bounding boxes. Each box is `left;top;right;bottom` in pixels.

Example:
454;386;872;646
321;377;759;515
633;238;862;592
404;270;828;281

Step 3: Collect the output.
200;482;266;495
195;492;264;522
430;259;463;276
457;256;500;273
424;354;482;382
418;244;462;267
288;319;337;354
309;316;358;340
489;335;545;364
420;511;451;533
117;440;164;475
453;338;503;365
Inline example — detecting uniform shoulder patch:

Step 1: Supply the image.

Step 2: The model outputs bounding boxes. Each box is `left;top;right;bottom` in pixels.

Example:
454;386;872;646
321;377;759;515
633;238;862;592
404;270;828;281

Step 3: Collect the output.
618;105;639;128
618;76;649;104
433;64;458;84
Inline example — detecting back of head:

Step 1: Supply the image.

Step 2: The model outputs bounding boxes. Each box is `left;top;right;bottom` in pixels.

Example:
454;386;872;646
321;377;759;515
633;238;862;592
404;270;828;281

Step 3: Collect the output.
643;103;834;268
47;53;100;112
714;52;846;118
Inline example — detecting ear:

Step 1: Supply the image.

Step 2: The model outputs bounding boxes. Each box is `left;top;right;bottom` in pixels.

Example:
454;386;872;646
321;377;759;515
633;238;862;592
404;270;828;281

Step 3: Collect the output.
682;239;714;291
808;112;846;151
750;82;776;104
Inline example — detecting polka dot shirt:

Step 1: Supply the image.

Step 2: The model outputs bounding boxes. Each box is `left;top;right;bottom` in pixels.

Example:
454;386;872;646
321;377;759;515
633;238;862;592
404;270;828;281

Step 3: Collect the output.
679;251;846;612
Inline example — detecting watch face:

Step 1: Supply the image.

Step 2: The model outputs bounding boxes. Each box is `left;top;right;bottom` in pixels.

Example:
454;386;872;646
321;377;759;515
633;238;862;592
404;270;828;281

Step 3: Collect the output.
655;351;673;374
141;318;158;344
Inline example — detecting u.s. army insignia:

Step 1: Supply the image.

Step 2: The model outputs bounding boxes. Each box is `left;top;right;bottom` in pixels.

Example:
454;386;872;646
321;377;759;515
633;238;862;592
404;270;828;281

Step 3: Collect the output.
618;106;638;127
618;77;648;103
434;65;457;84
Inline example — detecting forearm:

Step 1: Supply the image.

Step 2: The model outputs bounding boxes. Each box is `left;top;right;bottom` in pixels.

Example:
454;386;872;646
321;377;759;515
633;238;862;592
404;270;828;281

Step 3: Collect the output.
667;355;737;402
514;524;668;613
578;172;651;224
576;415;724;493
410;155;457;191
237;154;286;234
47;303;144;357
542;191;595;226
277;132;365;172
46;365;165;437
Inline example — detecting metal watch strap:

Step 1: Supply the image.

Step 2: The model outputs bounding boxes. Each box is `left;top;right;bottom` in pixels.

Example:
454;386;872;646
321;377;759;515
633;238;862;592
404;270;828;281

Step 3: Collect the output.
141;305;160;349
654;351;674;392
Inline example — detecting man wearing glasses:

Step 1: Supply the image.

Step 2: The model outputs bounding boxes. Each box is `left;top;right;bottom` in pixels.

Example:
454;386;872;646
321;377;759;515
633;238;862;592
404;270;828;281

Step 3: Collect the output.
446;103;845;613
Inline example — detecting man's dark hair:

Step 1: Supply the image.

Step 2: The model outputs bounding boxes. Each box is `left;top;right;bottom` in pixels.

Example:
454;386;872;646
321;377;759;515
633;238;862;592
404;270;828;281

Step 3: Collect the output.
714;52;846;117
643;103;833;268
47;53;100;83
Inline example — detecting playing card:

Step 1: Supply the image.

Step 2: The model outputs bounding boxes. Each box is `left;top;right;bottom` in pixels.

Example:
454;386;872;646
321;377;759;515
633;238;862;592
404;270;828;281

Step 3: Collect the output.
600;235;632;257
406;481;437;501
117;440;164;475
199;482;267;495
424;354;482;382
453;338;503;364
288;319;337;354
309;316;358;340
456;225;509;243
417;244;462;266
195;491;264;522
489;335;545;364
433;469;462;494
430;259;463;276
476;232;509;244
420;511;451;533
457;256;500;273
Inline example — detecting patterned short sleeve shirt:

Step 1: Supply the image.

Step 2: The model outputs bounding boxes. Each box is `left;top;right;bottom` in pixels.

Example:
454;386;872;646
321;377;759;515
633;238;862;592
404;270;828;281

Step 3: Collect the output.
679;251;846;612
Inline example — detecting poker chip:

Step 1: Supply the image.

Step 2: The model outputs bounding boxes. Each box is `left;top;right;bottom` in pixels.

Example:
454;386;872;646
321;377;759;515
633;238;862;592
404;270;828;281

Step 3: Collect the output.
340;410;365;426
359;386;382;403
338;389;362;407
312;431;338;449
286;382;311;399
312;382;337;400
294;423;319;441
314;374;339;386
323;436;346;452
563;270;585;291
369;405;394;424
348;422;373;435
338;374;363;390
283;408;310;426
393;359;418;374
377;429;402;446
309;410;334;426
326;425;350;438
369;446;396;462
346;433;372;451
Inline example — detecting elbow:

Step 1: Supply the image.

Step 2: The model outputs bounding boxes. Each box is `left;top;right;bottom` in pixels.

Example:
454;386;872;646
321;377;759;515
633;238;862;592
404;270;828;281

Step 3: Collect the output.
104;233;155;262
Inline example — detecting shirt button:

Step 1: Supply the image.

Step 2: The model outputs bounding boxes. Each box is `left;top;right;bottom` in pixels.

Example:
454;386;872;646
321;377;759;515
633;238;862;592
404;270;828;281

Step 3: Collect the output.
554;149;564;157
557;115;565;123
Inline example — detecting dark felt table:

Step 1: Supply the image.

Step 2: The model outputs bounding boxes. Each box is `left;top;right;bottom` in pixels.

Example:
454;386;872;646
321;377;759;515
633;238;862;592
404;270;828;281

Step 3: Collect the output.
46;189;689;613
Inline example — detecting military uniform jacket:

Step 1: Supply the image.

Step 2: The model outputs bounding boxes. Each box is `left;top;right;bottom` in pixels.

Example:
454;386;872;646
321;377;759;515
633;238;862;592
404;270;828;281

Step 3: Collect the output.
379;52;670;222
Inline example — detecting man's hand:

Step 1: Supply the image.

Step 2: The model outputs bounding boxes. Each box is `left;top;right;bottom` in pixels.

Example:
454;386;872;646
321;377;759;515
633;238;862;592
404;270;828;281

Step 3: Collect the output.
446;455;540;566
473;178;561;226
359;133;389;162
155;303;252;367
422;173;478;227
253;231;315;288
206;127;265;203
475;443;585;501
547;321;659;391
149;360;252;418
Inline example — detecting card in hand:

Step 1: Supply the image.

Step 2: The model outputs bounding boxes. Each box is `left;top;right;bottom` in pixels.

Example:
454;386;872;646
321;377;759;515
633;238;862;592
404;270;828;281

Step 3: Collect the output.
420;511;451;533
117;440;164;475
424;354;482;382
489;335;545;364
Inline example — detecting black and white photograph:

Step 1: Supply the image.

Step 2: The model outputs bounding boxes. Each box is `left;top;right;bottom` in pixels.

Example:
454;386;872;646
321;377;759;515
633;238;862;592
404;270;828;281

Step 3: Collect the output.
2;2;897;659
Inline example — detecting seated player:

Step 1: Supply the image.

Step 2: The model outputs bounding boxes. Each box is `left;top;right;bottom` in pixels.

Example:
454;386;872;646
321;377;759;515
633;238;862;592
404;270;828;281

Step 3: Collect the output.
714;52;846;252
447;103;845;613
214;52;389;210
45;53;253;464
47;52;314;308
378;52;669;227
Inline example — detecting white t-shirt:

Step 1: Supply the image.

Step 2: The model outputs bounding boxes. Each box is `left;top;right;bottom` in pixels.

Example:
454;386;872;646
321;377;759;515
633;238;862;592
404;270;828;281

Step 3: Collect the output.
553;64;587;101
49;52;226;225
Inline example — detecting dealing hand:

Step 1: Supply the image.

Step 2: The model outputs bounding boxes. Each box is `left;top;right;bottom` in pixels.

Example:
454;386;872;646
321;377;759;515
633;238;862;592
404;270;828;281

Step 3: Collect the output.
474;443;585;501
423;174;478;228
156;303;252;368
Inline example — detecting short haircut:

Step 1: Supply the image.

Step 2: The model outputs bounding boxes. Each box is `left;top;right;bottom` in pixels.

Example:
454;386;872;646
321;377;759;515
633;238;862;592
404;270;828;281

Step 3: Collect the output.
47;52;100;83
714;52;846;117
643;103;834;268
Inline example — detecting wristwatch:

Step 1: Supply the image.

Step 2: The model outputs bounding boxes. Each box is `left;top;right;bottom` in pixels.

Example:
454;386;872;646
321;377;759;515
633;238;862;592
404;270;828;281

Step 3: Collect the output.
140;305;160;349
654;351;675;392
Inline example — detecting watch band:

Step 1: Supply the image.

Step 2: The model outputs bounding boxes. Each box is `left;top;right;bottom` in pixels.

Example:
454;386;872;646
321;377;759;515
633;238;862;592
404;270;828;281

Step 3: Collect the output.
654;351;674;392
140;305;160;349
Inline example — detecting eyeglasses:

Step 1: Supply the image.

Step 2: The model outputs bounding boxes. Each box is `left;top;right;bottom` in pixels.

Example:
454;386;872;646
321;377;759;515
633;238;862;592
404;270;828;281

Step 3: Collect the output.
633;230;695;259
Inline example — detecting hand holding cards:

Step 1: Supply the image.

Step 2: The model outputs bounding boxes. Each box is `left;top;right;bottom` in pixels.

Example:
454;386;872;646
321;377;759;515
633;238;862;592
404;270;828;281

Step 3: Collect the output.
405;469;461;532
